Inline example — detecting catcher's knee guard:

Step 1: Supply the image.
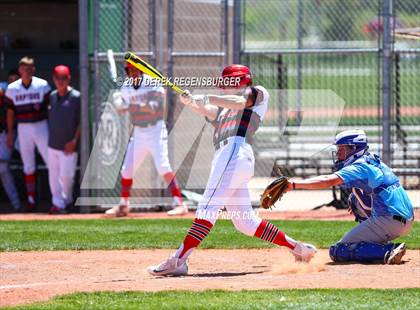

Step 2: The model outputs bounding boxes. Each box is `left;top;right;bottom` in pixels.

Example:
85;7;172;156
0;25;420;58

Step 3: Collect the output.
348;189;372;223
329;242;395;263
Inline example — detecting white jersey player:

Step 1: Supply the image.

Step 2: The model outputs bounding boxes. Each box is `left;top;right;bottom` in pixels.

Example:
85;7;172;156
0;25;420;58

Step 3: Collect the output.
5;57;50;211
105;62;187;217
148;64;317;276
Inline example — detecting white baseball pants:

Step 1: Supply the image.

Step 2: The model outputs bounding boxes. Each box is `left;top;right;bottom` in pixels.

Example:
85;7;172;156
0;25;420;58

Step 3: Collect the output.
48;147;77;209
121;120;172;179
196;137;262;236
17;120;49;174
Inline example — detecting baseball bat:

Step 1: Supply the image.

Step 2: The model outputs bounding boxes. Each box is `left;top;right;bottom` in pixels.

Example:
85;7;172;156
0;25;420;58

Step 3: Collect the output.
107;49;118;83
124;52;186;95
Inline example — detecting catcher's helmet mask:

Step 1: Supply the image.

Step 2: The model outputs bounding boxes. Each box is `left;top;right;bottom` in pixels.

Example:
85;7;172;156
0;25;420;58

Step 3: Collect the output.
333;129;369;171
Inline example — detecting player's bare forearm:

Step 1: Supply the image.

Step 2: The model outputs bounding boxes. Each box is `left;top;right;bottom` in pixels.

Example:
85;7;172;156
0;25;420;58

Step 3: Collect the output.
64;125;81;155
7;109;14;134
189;102;218;121
73;125;81;143
179;93;218;120
290;174;343;190
208;95;246;110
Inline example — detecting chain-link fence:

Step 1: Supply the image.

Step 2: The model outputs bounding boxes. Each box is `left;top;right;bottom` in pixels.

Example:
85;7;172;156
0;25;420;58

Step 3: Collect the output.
81;0;229;209
167;0;228;191
80;0;419;211
79;0;157;208
240;0;420;189
392;0;420;188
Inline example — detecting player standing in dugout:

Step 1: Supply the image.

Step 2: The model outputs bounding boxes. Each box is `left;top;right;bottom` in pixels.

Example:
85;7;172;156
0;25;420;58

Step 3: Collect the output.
0;71;22;211
47;65;80;214
105;61;187;217
5;57;51;211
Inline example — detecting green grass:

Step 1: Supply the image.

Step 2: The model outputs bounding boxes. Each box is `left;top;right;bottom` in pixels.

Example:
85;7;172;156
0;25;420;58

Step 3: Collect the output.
1;219;419;251
5;289;420;310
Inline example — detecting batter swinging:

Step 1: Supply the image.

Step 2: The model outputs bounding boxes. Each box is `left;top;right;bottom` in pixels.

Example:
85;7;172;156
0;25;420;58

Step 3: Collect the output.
148;64;317;276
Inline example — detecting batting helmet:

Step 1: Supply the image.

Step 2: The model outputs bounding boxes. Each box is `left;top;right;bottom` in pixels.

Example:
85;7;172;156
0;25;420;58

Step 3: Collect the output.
333;129;369;170
221;64;252;88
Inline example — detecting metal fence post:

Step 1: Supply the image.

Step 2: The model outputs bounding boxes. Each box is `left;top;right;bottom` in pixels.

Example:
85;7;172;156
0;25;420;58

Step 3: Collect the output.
296;0;303;125
92;0;101;207
382;0;393;165
233;0;242;63
148;0;156;66
222;0;228;66
78;0;90;213
166;0;175;132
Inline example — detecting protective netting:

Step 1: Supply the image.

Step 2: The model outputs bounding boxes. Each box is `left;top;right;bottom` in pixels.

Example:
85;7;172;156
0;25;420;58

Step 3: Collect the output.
85;0;419;210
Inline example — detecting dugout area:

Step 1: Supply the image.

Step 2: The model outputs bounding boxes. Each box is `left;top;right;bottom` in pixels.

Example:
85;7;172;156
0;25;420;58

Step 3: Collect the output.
0;0;79;208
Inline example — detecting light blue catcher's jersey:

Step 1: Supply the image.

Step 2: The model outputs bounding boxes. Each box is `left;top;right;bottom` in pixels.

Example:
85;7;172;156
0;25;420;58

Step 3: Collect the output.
335;153;414;219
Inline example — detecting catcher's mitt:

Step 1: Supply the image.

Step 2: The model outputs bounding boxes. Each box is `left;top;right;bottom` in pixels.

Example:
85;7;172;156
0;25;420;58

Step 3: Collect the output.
260;176;289;209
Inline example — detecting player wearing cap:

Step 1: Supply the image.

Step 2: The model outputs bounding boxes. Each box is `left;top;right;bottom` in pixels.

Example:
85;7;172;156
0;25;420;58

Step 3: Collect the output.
105;61;187;217
47;65;80;214
5;57;51;211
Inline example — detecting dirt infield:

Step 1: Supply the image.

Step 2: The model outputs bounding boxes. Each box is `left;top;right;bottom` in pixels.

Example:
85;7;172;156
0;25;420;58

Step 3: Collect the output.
1;210;419;307
1;249;419;307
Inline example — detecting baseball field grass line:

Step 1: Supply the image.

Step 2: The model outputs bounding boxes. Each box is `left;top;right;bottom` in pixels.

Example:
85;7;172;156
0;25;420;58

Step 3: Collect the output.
4;289;420;310
1;219;419;251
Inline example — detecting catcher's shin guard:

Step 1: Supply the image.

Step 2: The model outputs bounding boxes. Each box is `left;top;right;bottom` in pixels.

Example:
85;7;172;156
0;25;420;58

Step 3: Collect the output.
329;241;395;263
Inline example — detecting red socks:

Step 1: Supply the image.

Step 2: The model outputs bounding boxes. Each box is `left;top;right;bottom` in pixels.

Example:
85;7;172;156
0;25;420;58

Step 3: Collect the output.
120;177;133;201
254;220;295;249
178;219;213;258
175;219;295;261
163;172;183;200
121;173;182;205
24;174;36;203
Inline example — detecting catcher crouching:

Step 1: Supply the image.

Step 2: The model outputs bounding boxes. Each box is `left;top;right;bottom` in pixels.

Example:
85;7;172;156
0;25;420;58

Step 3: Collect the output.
268;130;413;265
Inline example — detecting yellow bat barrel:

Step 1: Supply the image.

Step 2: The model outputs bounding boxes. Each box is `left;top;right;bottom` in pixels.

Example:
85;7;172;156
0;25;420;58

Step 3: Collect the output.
124;52;185;94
